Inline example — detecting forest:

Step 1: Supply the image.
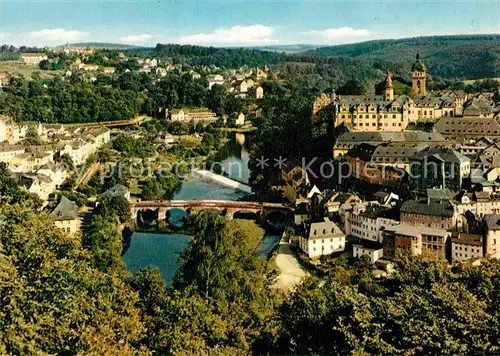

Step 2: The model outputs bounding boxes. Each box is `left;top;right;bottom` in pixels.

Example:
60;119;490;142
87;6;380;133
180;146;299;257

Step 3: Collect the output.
307;34;500;79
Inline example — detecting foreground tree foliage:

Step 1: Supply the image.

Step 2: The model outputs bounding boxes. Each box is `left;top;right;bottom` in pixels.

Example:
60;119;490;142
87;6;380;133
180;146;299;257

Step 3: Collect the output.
0;205;146;354
275;255;500;355
2;169;500;354
138;210;275;354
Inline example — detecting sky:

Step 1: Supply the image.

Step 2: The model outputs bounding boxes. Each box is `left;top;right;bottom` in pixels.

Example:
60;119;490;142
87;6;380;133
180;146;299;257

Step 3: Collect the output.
0;0;499;47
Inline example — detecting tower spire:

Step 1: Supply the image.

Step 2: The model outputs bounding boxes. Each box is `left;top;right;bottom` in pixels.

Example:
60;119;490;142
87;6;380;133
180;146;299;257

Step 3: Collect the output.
385;71;394;101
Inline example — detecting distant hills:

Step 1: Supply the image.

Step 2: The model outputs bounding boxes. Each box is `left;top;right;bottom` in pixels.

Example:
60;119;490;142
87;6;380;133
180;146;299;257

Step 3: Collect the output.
69;34;500;79
301;34;500;79
69;42;140;50
249;44;320;53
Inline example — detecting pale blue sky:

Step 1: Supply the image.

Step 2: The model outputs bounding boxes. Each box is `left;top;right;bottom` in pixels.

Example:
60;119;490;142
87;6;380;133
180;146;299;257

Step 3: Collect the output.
1;0;499;47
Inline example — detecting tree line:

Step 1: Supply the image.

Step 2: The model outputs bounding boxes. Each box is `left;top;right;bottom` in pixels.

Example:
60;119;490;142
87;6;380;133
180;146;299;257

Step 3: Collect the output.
0;71;243;124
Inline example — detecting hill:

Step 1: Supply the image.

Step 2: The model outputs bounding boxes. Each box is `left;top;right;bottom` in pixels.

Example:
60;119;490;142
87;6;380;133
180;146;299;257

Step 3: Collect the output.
303;34;500;79
250;44;320;53
69;42;141;50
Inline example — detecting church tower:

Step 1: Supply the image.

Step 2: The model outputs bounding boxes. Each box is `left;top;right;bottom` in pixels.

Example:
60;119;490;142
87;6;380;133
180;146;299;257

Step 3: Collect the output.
411;52;427;95
385;71;394;101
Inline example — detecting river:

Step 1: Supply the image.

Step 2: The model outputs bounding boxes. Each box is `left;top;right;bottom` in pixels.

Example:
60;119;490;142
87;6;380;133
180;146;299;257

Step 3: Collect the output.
122;132;281;284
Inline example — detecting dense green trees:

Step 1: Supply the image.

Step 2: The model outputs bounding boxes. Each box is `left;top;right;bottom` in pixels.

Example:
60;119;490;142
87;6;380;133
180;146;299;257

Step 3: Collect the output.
311;34;500;79
0;70;244;124
0;173;145;354
141;171;181;201
0;76;145;123
112;134;156;158
274;255;500;354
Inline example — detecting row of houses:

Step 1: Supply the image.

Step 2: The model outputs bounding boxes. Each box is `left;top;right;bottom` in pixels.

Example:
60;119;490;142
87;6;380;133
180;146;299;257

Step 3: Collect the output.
295;185;500;265
0;117;111;201
207;68;266;99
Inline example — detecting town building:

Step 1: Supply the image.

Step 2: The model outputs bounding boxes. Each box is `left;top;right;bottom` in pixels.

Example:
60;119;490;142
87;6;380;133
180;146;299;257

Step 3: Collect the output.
411;52;427;95
345;143;405;183
333;131;447;158
21;53;48;66
352;244;384;263
51;196;81;235
433;117;500;143
484;214;500;259
332;92;415;133
99;184;131;201
451;232;483;262
462;96;494;118
168;109;217;123
0;72;12;87
271;166;310;204
409;147;470;191
412;93;456;120
207;74;224;89
344;202;399;243
256;86;264;99
235;112;245;126
299;218;346;258
0;144;25;163
323;192;361;216
400;198;461;230
383;224;450;259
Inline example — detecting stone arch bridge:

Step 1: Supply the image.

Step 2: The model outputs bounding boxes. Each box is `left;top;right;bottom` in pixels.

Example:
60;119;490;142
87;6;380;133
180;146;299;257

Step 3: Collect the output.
131;200;293;221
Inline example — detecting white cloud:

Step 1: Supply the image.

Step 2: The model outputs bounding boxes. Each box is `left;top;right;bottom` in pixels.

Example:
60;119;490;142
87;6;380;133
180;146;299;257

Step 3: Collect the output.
303;27;372;42
29;28;89;43
120;34;159;44
179;25;277;46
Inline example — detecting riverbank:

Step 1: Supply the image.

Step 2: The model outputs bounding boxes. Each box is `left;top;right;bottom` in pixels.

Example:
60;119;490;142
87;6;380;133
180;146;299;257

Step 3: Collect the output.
272;241;308;291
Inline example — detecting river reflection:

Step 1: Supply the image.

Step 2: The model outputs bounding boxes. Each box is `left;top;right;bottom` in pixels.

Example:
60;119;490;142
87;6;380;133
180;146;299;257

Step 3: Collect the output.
122;132;281;284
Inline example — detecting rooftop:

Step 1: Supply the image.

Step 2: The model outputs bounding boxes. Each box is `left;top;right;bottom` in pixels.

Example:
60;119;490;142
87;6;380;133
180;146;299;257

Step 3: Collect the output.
385;224;448;238
451;232;483;247
484;214;500;230
307;218;344;240
51;196;78;221
401;199;455;217
411;147;469;164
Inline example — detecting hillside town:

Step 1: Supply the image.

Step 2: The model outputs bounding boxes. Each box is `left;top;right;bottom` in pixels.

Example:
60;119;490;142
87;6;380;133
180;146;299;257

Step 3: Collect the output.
292;53;500;269
1;49;500;270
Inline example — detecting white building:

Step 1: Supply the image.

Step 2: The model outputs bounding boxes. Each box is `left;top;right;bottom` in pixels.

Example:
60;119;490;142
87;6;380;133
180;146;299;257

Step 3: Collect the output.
207;74;224;89
9;151;54;173
256;86;264;99
299;218;346;258
0;144;25;163
21;53;48;66
352;244;384;263
0;116;8;143
484;214;500;259
169;109;217;123
235;112;245;126
51;196;81;235
344;202;399;243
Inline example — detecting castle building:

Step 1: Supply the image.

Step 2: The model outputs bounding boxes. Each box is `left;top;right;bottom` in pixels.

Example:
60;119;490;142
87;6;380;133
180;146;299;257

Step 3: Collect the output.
317;53;492;132
332;72;415;132
412;52;427;95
